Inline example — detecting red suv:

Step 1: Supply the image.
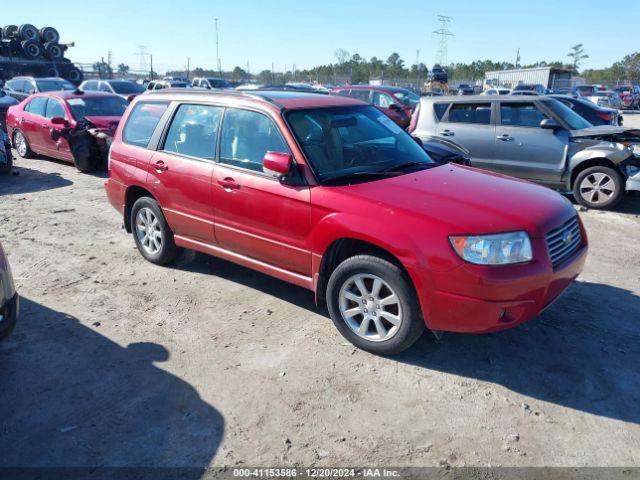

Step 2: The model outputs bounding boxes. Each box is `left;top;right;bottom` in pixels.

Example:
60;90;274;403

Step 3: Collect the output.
7;91;128;171
331;85;419;129
105;90;588;355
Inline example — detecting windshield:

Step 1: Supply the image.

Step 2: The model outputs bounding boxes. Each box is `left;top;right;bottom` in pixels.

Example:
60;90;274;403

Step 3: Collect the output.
110;81;145;94
36;80;75;92
393;90;420;108
67;96;128;120
287;105;436;183
543;99;593;130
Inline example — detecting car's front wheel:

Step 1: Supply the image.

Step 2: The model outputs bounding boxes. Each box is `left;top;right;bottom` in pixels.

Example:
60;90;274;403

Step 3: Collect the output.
131;197;180;265
326;255;425;355
573;165;624;210
13;130;33;159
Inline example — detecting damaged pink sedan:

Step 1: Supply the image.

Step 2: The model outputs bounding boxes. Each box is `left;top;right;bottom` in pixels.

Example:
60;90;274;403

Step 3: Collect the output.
6;90;128;172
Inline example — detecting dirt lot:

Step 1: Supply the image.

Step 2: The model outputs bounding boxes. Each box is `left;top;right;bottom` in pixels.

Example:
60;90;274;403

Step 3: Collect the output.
1;116;639;470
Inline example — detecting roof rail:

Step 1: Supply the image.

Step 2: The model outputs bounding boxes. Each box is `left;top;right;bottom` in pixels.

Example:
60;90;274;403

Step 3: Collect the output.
147;88;283;108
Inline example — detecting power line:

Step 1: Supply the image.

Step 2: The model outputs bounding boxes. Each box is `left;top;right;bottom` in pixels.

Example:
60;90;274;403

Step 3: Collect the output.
433;15;454;66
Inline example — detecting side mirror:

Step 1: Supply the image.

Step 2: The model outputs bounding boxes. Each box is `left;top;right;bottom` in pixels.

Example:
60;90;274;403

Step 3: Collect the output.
51;117;69;127
263;151;292;178
388;103;401;110
540;118;562;130
28;89;36;94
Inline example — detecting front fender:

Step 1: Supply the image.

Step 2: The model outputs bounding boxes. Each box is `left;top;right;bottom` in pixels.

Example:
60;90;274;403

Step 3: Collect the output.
567;142;633;186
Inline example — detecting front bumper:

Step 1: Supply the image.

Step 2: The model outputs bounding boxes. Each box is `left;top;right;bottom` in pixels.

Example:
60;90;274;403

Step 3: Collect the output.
0;292;19;340
424;239;588;334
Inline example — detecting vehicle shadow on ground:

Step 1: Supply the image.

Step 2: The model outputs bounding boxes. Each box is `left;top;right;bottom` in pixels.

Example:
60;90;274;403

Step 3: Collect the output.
174;250;318;312
396;280;640;425
0;165;73;195
0;297;224;473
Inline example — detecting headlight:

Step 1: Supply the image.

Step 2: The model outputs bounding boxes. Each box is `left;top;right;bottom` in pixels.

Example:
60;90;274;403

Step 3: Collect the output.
449;231;533;265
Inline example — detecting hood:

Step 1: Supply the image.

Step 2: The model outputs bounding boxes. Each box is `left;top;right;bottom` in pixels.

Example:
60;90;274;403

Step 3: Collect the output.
336;164;576;238
83;116;121;133
570;126;639;138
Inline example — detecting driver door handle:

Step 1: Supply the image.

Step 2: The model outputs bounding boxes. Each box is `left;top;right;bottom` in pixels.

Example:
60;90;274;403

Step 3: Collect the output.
153;160;169;172
440;129;455;137
497;134;514;142
217;177;240;190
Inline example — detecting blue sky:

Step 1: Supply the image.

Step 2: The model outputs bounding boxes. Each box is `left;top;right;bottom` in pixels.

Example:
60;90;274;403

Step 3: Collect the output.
15;0;637;74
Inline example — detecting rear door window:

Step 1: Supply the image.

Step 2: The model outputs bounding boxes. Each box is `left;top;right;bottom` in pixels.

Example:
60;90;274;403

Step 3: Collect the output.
447;103;491;124
162;104;223;160
372;92;395;108
25;97;48;116
122;101;170;148
500;102;548;127
433;102;450;120
348;90;371;103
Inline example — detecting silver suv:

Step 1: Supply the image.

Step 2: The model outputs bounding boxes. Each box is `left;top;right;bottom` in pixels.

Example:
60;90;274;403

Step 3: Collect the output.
411;95;640;209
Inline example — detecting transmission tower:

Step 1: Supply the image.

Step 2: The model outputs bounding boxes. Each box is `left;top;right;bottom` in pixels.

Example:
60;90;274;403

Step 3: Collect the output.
433;15;454;66
136;45;149;72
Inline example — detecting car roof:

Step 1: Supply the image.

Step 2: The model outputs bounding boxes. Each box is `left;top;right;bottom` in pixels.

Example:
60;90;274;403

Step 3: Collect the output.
144;89;366;110
336;85;412;93
43;91;120;100
421;95;548;102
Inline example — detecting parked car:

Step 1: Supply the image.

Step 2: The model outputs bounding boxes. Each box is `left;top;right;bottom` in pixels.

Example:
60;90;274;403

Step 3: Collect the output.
0;129;13;173
105;89;588;355
481;88;510;96
0;241;18;341
6;91;128;171
513;84;546;95
574;85;605;98
80;79;145;102
144;80;190;91
510;90;539;96
0;89;19;131
192;77;233;90
586;91;622;109
613;85;640;110
332;85;420;129
548;94;622;126
457;84;475;96
410;95;640;209
2;76;76;102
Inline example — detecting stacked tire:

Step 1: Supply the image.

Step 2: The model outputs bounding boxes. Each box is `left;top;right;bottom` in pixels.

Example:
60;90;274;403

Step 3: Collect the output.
1;24;64;61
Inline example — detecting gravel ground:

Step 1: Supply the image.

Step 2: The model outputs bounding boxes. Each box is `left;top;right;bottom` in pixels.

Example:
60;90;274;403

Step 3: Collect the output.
1;117;639;469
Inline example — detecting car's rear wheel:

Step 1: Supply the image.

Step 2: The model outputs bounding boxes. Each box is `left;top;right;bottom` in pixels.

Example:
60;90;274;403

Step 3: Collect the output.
573;165;624;210
131;197;180;265
326;255;425;355
13;130;33;159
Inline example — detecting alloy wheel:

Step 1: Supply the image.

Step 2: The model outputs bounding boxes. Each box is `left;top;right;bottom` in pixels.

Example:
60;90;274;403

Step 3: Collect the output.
15;132;27;157
579;172;616;205
135;207;163;255
338;273;402;342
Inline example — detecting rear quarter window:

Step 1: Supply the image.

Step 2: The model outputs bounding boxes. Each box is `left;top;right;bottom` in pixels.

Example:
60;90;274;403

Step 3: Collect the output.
122;101;169;148
447;103;492;124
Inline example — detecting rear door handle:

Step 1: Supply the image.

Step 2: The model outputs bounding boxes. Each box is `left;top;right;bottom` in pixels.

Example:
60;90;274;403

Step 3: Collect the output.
440;129;455;137
153;160;169;172
497;134;514;142
217;177;240;190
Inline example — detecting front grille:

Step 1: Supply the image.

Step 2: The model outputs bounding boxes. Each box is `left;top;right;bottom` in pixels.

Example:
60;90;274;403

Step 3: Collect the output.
545;216;582;268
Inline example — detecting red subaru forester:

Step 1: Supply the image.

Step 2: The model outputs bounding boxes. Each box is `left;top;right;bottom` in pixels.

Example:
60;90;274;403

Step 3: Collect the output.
105;89;588;355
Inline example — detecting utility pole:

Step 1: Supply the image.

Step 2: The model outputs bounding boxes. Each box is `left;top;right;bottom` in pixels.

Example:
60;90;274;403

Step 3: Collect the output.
214;17;222;77
416;49;421;89
187;57;190;80
433;15;454;66
515;48;521;69
150;54;154;80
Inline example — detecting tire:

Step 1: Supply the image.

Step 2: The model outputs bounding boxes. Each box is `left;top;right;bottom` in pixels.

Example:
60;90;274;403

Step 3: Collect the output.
20;39;43;59
64;67;83;84
18;24;38;41
326;255;425;355
130;197;180;265
2;25;18;39
13;130;33;159
39;26;60;44
44;42;63;61
573;165;624;210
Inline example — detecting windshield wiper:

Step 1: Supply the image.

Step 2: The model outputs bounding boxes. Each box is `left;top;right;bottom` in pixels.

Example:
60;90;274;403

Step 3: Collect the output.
321;170;403;185
382;161;432;172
